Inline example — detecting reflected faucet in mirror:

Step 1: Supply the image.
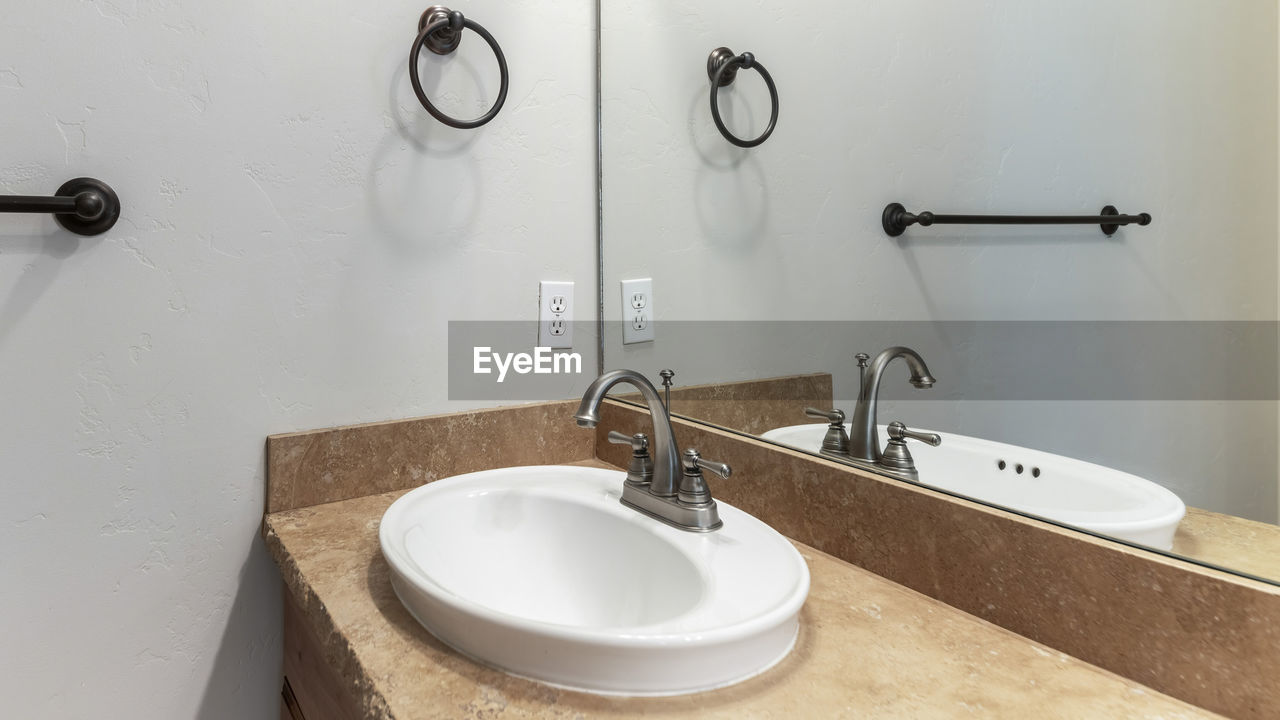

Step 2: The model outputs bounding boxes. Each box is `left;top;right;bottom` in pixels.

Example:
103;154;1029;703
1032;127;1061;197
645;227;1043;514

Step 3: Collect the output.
799;347;940;481
849;347;940;479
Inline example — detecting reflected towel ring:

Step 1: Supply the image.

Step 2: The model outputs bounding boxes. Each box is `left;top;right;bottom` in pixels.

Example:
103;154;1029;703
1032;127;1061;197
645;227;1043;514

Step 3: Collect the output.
409;5;509;129
707;47;779;148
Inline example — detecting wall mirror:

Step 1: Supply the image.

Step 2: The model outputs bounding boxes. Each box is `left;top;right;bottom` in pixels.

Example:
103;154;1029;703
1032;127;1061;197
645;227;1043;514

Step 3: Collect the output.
599;0;1280;584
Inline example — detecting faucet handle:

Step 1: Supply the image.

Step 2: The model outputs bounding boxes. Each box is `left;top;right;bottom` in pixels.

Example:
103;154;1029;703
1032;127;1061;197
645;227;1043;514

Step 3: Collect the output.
608;430;650;453
878;422;940;480
685;449;731;479
886;421;941;447
608;431;654;486
678;449;730;506
804;407;845;424
804;407;850;457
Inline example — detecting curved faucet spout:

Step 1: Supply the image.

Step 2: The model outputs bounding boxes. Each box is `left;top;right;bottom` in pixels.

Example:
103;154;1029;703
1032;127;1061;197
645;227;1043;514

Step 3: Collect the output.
575;369;681;496
849;347;935;462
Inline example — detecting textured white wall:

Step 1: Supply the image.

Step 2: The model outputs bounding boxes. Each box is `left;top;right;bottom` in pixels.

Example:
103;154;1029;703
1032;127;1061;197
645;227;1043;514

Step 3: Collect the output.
602;1;1279;521
0;1;595;717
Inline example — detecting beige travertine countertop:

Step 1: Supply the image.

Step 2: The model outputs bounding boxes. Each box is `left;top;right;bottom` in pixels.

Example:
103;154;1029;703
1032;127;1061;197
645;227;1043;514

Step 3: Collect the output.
1173;507;1280;581
263;462;1219;720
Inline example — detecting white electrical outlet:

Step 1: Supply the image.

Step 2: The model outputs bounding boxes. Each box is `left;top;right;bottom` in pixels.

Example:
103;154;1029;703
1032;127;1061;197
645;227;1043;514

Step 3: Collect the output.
538;281;574;348
621;278;654;344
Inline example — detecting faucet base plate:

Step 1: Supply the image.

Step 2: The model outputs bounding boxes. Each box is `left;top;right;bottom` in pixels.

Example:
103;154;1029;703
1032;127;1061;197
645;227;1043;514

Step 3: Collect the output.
827;454;922;484
621;483;722;533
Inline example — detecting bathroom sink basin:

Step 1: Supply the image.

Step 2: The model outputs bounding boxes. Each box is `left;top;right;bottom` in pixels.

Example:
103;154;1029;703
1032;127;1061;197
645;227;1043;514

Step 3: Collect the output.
761;424;1185;550
379;465;809;696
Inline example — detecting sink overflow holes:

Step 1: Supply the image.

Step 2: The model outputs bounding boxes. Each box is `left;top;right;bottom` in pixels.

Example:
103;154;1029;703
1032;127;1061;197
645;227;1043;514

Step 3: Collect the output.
995;459;1042;478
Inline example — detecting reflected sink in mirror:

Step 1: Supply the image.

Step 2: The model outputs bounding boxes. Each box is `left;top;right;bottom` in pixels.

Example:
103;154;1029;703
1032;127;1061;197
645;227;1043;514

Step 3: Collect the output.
379;465;810;696
599;0;1280;589
762;423;1186;550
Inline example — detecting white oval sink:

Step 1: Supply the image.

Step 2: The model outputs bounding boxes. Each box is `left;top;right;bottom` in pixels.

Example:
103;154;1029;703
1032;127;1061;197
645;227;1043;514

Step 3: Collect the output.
379;465;809;696
762;423;1185;550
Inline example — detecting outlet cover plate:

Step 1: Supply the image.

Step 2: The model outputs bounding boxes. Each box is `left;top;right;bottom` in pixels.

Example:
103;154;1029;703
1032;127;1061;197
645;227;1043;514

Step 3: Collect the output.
539;281;574;348
621;278;654;344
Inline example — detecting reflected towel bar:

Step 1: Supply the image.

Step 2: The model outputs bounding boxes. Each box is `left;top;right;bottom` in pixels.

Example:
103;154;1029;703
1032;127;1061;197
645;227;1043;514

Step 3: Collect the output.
882;202;1151;238
0;177;121;236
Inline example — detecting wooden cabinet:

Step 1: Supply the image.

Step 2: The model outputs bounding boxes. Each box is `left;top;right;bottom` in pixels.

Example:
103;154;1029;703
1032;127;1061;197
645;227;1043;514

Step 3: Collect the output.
280;589;363;720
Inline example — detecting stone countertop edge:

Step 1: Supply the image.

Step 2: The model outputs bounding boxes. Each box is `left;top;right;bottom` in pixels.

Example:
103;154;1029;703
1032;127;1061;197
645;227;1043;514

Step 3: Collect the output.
262;475;1220;720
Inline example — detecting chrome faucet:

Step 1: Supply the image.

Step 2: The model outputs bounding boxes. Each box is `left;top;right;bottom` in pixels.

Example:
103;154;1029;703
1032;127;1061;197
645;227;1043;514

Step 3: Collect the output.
576;370;681;496
849;346;939;471
576;369;730;532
